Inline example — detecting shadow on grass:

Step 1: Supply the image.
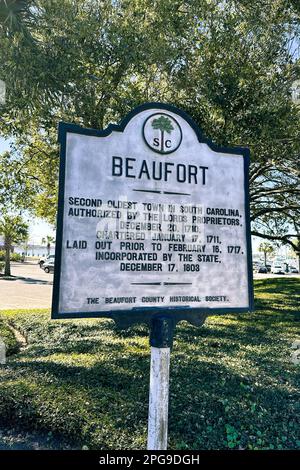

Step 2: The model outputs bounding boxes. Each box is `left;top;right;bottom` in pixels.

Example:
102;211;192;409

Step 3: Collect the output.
1;278;299;449
0;425;79;450
21;339;127;358
4;349;299;449
254;277;299;296
9;357;148;391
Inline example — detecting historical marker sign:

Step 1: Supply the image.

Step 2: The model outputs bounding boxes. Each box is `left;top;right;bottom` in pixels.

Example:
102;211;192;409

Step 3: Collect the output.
52;103;253;325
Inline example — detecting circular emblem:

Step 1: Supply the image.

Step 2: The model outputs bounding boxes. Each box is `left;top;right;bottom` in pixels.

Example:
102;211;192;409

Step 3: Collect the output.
143;112;182;154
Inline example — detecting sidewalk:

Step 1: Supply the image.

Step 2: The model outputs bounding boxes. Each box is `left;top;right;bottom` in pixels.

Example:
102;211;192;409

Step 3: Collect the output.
0;262;53;310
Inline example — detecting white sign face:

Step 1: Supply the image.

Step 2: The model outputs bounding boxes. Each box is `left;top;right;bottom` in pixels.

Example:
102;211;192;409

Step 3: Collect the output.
52;104;253;321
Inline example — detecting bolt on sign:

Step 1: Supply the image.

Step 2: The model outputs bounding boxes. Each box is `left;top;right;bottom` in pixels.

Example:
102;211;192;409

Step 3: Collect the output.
52;103;254;325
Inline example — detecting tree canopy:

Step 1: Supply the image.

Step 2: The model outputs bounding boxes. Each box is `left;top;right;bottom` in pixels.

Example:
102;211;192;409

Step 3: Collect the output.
0;213;28;275
258;242;275;266
0;0;299;247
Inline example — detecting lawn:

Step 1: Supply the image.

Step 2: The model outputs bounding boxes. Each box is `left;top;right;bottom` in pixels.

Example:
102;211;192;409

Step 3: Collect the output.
0;278;299;450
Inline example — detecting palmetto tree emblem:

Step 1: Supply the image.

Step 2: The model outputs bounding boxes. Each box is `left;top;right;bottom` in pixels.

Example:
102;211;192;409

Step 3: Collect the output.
151;116;174;152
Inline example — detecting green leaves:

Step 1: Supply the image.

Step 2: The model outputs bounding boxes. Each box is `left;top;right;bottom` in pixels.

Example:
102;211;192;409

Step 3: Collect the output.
0;213;28;275
0;0;298;237
151;116;174;134
0;214;28;244
225;424;240;449
0;0;35;35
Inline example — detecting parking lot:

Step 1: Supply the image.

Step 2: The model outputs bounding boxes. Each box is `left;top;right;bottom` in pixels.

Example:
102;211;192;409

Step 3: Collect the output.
253;272;299;279
0;262;53;310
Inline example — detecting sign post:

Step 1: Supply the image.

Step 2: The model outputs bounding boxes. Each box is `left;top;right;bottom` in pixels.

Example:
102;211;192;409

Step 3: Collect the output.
147;317;174;450
52;102;253;449
148;346;170;450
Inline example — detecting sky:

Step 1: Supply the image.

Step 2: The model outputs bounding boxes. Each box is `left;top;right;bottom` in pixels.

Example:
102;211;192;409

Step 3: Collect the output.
28;216;55;245
0;136;10;154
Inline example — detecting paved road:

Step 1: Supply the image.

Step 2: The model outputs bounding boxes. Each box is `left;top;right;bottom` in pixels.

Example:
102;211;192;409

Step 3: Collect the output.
0;262;53;310
0;262;299;310
253;272;300;279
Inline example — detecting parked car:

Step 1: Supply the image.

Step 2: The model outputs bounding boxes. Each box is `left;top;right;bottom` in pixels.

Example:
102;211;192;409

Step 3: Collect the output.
289;266;299;274
271;264;285;274
39;254;55;269
253;262;262;273
258;265;268;273
43;259;54;273
266;264;271;272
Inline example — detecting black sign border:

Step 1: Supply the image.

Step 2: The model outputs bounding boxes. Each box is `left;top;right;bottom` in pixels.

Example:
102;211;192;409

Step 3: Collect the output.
52;102;254;328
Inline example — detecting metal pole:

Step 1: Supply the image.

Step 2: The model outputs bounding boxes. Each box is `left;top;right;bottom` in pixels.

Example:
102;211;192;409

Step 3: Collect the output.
147;317;174;451
147;346;170;450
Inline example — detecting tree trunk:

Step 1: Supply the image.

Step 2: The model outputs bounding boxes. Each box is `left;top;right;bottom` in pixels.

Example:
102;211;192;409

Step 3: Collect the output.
47;243;50;256
4;239;11;276
161;130;164;152
264;252;267;266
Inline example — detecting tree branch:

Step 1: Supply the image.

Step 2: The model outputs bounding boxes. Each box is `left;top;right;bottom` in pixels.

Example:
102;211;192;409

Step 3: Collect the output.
251;231;300;251
251;205;300;220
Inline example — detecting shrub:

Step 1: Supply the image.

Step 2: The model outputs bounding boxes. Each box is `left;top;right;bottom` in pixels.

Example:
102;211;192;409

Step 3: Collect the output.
0;251;23;262
10;252;22;262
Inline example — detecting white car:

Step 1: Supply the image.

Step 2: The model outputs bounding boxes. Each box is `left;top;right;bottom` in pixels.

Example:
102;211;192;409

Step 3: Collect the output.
43;259;55;273
39;254;55;269
271;264;285;274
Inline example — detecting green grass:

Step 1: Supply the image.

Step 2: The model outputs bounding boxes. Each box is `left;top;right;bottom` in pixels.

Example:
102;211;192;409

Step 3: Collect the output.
0;278;299;450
